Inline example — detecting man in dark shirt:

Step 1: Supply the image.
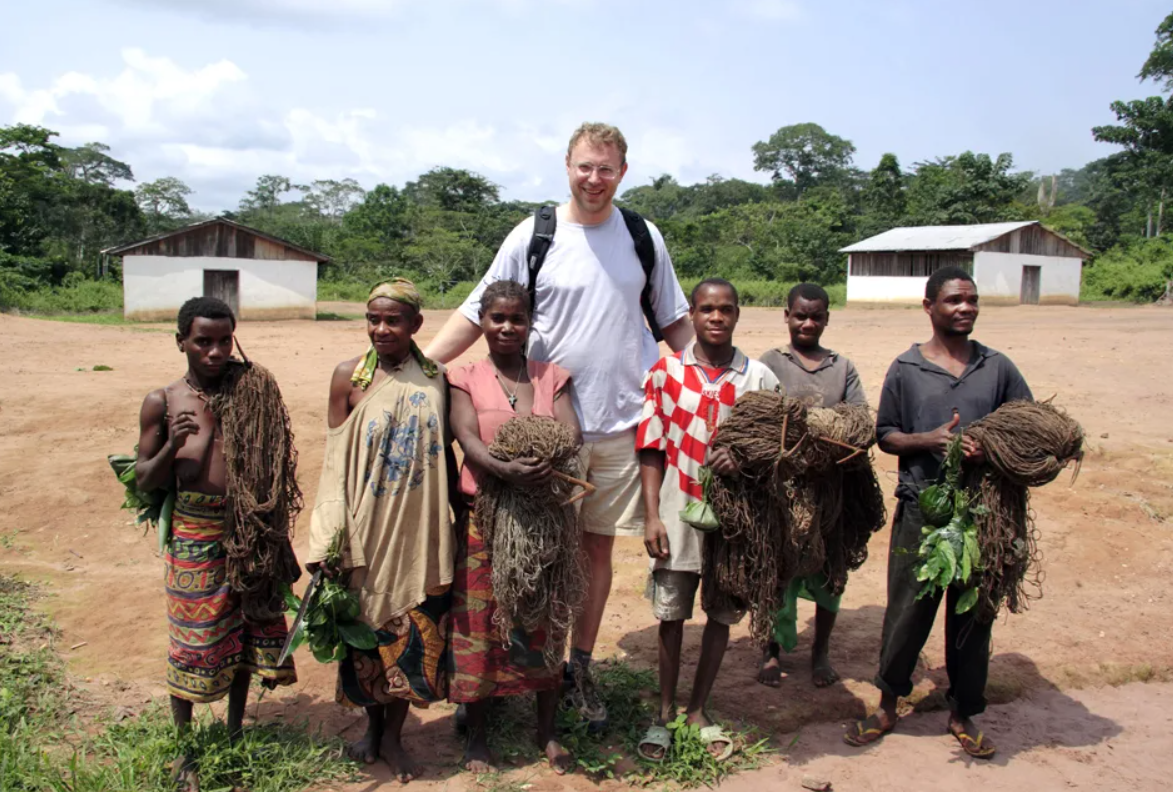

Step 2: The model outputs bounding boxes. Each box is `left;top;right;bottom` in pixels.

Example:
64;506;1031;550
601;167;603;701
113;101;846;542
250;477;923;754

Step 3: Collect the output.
845;267;1032;760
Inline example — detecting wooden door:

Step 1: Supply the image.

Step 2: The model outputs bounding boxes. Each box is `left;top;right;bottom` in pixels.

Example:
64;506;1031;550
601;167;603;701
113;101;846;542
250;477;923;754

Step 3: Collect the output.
1020;265;1040;305
203;270;240;317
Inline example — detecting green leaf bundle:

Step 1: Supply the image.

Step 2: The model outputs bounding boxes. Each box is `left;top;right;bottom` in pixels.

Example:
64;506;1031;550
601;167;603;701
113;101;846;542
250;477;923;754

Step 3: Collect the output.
107;452;174;553
282;529;376;663
912;436;983;614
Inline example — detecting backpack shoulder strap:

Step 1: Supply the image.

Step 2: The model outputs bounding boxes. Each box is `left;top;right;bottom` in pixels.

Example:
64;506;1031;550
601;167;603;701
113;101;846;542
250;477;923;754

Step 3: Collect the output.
526;205;557;315
618;207;664;342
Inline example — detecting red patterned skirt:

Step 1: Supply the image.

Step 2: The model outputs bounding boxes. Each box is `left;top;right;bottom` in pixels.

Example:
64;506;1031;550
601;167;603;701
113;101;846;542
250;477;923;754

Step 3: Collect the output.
448;510;559;703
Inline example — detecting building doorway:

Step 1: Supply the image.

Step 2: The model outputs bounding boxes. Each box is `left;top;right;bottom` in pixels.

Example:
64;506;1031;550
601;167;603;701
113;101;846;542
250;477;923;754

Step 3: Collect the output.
1020;265;1040;305
204;270;240;317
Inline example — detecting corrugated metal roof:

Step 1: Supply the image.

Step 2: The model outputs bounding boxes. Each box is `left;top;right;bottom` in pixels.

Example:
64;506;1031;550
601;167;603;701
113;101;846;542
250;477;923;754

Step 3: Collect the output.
840;221;1037;253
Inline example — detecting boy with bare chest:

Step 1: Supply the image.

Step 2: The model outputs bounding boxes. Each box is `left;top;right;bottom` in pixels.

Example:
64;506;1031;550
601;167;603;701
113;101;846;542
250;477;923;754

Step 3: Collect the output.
135;297;299;790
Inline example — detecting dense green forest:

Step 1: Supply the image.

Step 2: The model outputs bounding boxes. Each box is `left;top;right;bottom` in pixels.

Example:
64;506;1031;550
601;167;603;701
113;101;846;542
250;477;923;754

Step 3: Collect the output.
5;13;1173;314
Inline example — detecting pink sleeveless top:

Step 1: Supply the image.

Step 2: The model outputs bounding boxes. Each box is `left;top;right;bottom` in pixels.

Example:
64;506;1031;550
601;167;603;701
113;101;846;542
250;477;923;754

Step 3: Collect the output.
447;359;572;496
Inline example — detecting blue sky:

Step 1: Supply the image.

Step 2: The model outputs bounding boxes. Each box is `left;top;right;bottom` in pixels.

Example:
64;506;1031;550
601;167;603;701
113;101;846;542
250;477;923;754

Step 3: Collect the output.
1;0;1168;212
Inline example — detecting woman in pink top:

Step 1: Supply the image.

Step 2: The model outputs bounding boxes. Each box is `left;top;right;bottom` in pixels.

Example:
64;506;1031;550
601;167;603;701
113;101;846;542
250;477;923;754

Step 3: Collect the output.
447;280;581;775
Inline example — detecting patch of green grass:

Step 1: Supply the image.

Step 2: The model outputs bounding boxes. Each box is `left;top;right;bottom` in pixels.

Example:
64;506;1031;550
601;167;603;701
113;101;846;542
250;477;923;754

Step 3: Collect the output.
315;311;362;321
485;660;768;788
0;572;357;792
1;280;124;314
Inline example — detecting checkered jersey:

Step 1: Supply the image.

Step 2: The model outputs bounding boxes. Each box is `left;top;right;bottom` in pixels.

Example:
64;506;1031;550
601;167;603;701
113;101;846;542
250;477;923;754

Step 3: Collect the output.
637;344;780;572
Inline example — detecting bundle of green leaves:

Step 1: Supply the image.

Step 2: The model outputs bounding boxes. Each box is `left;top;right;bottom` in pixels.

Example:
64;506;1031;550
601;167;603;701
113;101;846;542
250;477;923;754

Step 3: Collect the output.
107;451;174;553
283;530;377;663
913;434;986;614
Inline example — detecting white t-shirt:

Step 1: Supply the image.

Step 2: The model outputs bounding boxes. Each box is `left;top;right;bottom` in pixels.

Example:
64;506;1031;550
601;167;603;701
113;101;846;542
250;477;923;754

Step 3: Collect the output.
459;207;690;442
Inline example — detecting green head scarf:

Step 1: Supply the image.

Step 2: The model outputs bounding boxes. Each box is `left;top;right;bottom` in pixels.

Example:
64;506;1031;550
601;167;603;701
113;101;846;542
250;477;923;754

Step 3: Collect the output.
351;278;439;388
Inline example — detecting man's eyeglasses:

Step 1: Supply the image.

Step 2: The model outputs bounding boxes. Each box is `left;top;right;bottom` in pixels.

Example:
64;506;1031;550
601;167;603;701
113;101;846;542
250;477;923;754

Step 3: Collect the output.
572;161;621;181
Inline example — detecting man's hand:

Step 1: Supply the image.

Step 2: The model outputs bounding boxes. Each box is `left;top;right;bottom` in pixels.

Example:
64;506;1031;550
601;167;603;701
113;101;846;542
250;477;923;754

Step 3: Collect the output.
925;412;961;456
305;560;338;579
644;517;671;560
708;447;739;477
495;457;553;487
961;435;984;463
167;409;199;451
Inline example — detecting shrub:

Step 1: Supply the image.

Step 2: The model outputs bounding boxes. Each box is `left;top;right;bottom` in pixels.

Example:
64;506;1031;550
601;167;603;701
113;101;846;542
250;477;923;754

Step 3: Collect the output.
1082;238;1173;303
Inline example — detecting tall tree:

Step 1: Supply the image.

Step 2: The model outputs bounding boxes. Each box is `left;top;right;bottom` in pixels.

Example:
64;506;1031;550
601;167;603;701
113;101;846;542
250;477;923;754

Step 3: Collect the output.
905;152;1029;226
1139;11;1173;92
0;125;64;256
862;153;907;225
404;167;499;213
304;178;366;221
61;142;134;186
751;123;856;197
1093;96;1173;236
239;174;297;213
135;177;194;233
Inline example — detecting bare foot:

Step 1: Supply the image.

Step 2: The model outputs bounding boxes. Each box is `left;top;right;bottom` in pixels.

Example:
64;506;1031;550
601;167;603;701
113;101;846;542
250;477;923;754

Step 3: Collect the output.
347;731;380;765
757;651;784;688
461;734;497;774
811;652;840;688
171;756;200;792
541;737;573;775
385;741;423;784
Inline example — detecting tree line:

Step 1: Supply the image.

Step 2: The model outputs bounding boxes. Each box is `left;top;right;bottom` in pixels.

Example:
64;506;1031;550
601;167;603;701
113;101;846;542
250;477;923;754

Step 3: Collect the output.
4;12;1173;309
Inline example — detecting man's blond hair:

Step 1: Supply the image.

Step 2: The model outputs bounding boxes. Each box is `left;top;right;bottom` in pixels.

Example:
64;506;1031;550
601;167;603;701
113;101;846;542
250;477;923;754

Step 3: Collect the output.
567;122;628;164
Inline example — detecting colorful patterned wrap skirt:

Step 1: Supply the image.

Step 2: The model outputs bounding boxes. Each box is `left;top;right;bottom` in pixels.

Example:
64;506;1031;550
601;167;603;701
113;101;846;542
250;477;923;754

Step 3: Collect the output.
448;510;560;704
337;586;452;707
165;492;297;703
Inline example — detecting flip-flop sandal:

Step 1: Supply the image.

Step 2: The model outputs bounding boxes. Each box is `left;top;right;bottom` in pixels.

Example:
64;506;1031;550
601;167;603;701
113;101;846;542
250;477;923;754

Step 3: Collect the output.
698;724;735;763
843;714;896;747
951;728;996;759
637;724;672;763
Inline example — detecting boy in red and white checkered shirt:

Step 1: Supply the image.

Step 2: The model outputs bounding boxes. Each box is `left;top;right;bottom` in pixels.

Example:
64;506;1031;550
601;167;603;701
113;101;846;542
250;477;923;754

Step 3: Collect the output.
635;278;779;763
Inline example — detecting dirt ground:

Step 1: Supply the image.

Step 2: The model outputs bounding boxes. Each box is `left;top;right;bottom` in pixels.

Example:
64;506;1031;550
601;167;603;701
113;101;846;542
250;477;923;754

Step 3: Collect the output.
2;304;1172;791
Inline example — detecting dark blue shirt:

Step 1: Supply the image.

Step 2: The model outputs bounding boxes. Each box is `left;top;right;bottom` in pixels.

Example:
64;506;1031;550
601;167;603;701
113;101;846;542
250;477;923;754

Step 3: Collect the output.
876;341;1033;502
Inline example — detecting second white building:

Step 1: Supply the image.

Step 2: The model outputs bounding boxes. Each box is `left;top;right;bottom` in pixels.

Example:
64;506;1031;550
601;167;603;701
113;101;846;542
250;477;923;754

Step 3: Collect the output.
842;221;1089;306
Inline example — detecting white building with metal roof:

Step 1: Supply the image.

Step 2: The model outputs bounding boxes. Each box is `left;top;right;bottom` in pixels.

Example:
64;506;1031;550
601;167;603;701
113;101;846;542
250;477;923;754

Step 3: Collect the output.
841;221;1089;306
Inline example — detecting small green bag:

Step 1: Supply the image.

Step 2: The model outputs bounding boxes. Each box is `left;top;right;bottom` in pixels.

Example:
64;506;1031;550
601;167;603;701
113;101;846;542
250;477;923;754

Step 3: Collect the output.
680;467;720;532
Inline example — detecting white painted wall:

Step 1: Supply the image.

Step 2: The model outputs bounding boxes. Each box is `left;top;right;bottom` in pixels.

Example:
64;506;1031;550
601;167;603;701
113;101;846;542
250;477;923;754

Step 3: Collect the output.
974;252;1083;304
123;255;317;320
846;274;928;304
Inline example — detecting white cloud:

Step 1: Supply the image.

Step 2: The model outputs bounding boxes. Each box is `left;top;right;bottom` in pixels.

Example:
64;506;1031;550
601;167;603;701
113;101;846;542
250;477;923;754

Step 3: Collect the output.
0;48;246;136
0;48;698;210
737;0;802;22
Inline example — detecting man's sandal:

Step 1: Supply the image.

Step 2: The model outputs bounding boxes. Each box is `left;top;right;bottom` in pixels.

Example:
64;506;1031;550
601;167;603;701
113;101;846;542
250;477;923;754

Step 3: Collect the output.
637;724;672;763
843;713;896;747
698;725;735;763
950;728;996;759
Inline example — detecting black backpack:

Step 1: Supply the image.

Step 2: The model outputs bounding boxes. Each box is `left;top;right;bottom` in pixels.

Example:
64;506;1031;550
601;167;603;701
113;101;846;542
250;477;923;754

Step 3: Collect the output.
525;205;663;342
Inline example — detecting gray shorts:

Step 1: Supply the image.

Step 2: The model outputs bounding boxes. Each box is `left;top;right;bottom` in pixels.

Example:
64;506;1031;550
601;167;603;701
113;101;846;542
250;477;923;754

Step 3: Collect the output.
646;569;745;626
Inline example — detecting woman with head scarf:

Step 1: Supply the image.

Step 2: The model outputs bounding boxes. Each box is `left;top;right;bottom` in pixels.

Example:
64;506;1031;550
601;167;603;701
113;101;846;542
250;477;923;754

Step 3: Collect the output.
306;279;455;783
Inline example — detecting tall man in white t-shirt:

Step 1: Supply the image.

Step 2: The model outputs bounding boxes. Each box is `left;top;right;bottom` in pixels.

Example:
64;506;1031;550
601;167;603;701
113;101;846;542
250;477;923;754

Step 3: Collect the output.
426;122;693;728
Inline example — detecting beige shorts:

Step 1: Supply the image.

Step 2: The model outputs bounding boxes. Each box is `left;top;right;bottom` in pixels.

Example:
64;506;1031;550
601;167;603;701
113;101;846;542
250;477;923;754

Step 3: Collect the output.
578;429;645;537
646;569;745;626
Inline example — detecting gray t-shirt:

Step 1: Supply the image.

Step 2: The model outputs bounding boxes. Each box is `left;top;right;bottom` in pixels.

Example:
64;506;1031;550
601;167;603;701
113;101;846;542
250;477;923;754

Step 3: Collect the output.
760;346;867;409
876;341;1033;502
